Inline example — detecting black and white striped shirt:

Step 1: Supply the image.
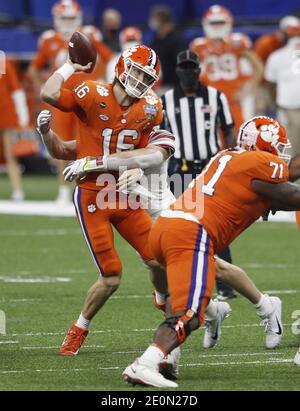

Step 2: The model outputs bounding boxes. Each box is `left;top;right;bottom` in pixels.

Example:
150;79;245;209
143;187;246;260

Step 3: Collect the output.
160;85;234;161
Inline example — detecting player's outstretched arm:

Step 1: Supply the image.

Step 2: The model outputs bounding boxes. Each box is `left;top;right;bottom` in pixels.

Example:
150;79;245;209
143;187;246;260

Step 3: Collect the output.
37;110;77;160
63;146;169;182
252;179;300;210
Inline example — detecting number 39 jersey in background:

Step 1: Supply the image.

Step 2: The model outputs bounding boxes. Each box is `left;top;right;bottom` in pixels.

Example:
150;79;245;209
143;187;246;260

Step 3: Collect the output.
55;81;163;190
170;149;289;253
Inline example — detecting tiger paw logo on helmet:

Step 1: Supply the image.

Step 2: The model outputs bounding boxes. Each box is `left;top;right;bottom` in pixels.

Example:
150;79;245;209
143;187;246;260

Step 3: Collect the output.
238;116;291;162
259;123;280;143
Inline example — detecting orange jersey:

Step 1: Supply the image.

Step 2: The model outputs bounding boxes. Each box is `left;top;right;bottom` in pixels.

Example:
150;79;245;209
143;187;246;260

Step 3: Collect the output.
190;33;252;103
0;60;21;129
31;26;113;86
54;81;163;190
254;31;284;64
170;149;289;253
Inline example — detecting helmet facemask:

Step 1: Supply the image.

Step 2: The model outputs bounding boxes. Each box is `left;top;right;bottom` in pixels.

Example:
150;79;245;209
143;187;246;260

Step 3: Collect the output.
120;58;158;98
203;20;232;39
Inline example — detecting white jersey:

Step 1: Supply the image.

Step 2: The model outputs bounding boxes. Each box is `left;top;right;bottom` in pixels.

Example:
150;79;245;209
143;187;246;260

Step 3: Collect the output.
142;129;177;220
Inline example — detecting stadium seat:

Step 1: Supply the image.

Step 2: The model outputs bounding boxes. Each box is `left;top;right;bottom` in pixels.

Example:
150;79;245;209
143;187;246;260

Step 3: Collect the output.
0;0;24;19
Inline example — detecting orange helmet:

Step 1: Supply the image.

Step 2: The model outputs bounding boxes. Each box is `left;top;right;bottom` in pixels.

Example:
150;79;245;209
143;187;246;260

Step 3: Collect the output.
115;45;160;98
237;116;291;162
52;0;82;39
202;4;233;39
119;27;142;51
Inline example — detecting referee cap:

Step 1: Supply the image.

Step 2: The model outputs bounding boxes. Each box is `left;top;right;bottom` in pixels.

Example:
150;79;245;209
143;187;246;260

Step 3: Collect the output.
176;50;200;66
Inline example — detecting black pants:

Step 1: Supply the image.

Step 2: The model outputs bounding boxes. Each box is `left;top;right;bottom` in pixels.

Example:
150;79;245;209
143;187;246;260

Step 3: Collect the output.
168;158;234;296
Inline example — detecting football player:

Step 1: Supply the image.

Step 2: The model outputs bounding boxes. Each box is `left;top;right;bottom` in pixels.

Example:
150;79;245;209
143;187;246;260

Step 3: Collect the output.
39;44;179;357
190;4;264;133
28;0;112;204
0;60;29;201
42;116;297;381
121;115;300;387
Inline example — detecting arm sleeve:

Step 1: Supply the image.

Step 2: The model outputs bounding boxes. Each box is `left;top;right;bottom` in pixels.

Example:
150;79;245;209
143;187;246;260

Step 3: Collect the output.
147;129;176;156
217;91;234;129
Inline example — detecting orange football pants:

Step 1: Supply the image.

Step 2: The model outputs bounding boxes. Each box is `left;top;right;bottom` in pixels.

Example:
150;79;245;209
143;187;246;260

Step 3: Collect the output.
73;186;154;277
149;217;215;322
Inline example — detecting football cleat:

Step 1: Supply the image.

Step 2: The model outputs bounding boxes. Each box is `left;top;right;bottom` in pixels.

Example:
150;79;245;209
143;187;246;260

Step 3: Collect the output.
123;359;178;388
59;321;89;356
260;297;283;349
294;348;300;366
159;346;181;380
203;301;231;348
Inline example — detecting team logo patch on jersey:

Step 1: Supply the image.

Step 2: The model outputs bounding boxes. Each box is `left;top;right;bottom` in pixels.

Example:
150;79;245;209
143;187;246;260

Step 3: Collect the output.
96;85;109;97
201;105;212;113
87;204;97;213
143;105;158;120
99;102;106;108
144;95;158;105
99;114;109;121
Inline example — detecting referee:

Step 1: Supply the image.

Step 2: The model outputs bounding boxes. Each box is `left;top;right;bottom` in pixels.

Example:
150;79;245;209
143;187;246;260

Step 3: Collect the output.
161;49;236;300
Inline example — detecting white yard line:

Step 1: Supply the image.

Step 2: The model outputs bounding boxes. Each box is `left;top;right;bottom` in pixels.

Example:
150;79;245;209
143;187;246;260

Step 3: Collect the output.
0;229;81;236
0;358;294;375
0;341;19;344
21;344;105;350
0;276;71;283
6;323;294;337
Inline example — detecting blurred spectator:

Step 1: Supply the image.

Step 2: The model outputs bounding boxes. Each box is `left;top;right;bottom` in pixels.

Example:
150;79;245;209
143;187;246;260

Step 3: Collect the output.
254;15;300;115
0;60;29;201
28;0;112;204
190;4;264;134
254;15;300;63
105;26;142;83
102;8;122;52
149;5;186;91
265;21;300;165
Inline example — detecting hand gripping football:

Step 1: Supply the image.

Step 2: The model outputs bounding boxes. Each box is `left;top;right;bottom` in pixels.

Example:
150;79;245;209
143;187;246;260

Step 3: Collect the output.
69;31;97;73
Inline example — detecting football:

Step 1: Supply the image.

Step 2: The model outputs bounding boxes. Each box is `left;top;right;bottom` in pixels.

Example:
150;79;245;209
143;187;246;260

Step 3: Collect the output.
68;31;97;73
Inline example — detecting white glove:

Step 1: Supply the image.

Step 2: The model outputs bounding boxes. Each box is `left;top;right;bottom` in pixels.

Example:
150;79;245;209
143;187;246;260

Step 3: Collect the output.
37;110;52;135
63;158;89;182
117;168;144;193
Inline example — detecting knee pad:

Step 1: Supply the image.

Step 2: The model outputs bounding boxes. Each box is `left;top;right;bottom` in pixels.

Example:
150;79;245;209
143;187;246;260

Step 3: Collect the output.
163;310;199;343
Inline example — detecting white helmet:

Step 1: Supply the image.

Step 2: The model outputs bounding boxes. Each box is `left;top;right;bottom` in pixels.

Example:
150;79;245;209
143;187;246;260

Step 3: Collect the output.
202;5;233;40
52;0;82;40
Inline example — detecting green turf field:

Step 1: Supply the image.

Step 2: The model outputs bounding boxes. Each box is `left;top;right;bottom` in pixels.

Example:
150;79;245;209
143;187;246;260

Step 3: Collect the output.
0;176;300;391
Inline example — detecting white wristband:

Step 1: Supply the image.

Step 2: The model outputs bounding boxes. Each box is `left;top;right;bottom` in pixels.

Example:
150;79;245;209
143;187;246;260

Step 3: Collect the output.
55;63;75;82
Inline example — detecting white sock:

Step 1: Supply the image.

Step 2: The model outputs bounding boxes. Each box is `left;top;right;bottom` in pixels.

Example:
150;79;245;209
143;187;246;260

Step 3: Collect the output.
205;299;218;321
139;344;165;369
76;313;90;330
154;290;166;305
256;294;274;318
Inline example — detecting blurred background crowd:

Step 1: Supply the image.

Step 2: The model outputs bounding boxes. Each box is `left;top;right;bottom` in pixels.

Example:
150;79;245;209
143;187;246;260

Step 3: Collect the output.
1;0;300;204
